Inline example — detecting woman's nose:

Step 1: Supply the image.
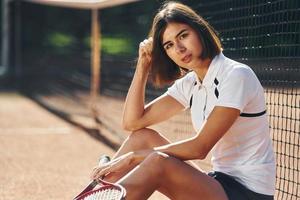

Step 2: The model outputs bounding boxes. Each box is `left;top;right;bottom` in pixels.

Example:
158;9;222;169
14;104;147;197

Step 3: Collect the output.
175;42;186;54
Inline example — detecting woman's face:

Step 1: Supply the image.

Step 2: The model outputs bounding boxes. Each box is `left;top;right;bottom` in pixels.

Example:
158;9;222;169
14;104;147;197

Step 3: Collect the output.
161;22;203;70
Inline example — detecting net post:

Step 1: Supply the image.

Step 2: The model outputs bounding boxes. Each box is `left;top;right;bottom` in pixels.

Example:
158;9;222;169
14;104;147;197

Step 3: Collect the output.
90;8;101;120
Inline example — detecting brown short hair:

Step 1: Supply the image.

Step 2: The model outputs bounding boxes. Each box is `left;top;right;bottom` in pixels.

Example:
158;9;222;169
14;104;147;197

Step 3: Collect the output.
149;1;222;87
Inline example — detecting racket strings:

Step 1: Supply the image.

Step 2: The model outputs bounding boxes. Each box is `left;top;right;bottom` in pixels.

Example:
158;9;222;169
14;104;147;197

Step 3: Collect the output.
83;188;123;200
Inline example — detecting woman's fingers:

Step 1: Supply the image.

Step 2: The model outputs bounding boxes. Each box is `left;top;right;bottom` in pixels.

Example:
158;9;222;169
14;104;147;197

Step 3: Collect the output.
93;166;111;180
138;37;153;69
139;37;153;56
91;153;134;181
91;166;100;180
90;163;110;180
91;160;119;180
91;166;110;180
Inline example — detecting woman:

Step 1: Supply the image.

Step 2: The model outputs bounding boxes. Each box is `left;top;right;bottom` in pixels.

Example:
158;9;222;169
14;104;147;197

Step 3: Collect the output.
91;2;276;200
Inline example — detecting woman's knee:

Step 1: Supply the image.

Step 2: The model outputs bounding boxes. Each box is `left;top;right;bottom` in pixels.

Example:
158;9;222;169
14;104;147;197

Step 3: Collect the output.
126;128;169;150
141;151;170;175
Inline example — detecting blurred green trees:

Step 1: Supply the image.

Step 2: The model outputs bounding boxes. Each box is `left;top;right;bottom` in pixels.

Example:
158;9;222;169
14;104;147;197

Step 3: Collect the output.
21;1;162;58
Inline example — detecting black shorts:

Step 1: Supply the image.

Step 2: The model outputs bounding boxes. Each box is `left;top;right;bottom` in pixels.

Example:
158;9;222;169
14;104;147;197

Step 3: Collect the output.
208;171;274;200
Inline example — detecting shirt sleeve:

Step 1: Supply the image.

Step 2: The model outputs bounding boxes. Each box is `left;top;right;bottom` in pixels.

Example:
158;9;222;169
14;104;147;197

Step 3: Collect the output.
166;73;194;109
215;65;257;112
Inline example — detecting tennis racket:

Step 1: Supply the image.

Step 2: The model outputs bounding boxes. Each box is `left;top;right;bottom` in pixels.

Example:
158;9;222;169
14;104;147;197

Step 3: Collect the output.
73;155;126;200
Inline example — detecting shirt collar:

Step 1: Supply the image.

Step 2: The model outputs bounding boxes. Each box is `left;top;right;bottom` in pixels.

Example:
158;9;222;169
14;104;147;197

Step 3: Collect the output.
193;52;225;87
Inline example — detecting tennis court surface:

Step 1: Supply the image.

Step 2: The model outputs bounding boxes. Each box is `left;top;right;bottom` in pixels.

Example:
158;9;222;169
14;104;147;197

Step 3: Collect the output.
0;92;167;200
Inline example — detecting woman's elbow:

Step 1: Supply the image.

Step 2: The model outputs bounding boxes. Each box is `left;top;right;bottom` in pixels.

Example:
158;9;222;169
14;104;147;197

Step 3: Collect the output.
122;120;140;132
122;123;134;132
122;120;132;131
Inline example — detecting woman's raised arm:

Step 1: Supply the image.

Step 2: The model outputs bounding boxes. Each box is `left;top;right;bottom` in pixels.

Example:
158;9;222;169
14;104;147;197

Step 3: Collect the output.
122;38;184;131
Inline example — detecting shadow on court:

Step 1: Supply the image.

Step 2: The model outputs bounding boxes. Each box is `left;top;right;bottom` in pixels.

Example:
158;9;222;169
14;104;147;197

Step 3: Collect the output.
0;92;167;200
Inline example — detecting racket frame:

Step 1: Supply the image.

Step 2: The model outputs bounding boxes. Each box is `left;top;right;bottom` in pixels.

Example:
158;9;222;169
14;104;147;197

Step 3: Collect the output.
74;180;126;200
73;155;126;200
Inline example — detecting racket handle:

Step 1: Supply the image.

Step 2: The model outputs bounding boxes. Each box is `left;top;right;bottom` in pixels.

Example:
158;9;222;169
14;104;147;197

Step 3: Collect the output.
99;155;111;166
73;155;111;200
98;155;111;180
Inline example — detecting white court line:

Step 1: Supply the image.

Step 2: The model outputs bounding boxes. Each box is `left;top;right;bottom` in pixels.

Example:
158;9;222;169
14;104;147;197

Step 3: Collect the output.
0;127;71;135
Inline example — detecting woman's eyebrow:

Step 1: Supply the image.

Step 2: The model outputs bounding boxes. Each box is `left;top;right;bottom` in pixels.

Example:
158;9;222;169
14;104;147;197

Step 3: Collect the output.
162;29;188;47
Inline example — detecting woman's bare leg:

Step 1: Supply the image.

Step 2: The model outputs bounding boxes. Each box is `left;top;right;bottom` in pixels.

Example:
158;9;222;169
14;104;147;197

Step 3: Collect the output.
104;128;170;182
113;128;170;159
117;152;228;200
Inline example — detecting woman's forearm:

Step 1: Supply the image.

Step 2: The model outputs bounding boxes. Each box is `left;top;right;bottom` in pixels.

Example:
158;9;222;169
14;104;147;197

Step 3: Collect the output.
122;61;150;130
153;107;240;161
129;138;203;166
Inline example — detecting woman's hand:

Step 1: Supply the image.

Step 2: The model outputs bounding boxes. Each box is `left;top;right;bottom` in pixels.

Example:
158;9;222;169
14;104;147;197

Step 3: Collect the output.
90;152;135;181
137;37;153;72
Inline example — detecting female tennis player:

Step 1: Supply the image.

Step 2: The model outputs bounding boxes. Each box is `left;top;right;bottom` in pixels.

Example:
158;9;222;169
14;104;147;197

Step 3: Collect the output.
91;2;276;200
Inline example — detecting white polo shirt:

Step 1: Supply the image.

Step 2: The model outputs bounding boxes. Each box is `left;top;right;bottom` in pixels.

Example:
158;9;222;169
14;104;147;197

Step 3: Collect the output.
166;53;276;195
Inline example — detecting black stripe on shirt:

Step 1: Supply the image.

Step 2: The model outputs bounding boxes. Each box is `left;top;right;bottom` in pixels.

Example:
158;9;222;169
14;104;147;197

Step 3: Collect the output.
240;110;266;117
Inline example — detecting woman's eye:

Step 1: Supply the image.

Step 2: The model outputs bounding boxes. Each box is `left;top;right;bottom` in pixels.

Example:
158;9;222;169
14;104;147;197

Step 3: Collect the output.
179;33;188;40
165;43;173;50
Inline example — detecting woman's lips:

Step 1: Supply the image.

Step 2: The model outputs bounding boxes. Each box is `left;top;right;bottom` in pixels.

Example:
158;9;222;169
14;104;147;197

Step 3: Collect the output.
181;54;192;63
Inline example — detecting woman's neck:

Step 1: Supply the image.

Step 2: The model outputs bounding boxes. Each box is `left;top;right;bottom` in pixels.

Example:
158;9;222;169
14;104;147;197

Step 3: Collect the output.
193;58;212;82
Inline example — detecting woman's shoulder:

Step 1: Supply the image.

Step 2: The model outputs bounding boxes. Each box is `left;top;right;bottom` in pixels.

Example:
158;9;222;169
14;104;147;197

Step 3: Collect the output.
222;56;256;80
174;71;197;85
